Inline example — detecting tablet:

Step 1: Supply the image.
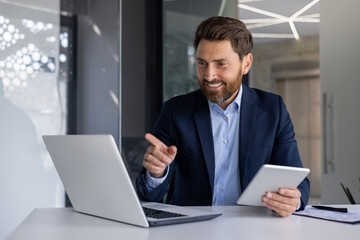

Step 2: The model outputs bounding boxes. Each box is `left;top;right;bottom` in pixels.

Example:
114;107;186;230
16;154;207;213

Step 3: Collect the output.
236;164;310;206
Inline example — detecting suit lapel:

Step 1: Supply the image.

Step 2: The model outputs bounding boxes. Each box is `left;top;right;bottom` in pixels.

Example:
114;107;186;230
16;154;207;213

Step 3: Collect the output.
239;86;257;191
193;90;215;193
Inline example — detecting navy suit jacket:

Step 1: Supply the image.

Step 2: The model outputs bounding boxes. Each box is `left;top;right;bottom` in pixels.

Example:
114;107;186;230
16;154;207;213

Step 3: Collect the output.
136;85;310;208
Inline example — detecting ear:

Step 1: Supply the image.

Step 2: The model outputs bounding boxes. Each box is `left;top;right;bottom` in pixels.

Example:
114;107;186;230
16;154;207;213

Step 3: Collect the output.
241;53;253;75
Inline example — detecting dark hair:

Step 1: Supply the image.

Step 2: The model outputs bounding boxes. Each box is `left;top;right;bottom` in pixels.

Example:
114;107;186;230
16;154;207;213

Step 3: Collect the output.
194;16;253;60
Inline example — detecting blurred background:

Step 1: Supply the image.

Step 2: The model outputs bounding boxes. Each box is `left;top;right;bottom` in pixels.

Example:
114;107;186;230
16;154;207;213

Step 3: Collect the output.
1;0;359;238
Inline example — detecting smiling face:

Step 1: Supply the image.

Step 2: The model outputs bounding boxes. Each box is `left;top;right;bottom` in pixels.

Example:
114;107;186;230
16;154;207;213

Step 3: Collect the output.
196;39;252;110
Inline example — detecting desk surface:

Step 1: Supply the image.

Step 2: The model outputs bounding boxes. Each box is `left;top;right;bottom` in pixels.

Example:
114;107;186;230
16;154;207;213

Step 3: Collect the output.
7;205;360;240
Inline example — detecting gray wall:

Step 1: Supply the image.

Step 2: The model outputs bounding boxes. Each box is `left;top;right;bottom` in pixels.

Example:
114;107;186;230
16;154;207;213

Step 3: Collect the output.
320;0;360;204
121;0;147;138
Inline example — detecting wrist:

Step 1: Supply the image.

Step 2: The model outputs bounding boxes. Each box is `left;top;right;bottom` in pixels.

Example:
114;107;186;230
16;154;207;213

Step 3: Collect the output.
150;171;165;178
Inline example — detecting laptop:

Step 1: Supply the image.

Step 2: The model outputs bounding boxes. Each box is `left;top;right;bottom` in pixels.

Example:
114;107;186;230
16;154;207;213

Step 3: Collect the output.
43;135;221;227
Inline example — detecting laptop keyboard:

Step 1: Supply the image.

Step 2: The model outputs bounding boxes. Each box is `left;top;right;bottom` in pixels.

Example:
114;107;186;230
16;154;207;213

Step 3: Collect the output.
142;207;187;219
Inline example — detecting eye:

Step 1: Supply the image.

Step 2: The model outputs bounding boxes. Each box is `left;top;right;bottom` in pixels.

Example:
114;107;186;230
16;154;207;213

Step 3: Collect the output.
217;62;226;67
197;61;206;66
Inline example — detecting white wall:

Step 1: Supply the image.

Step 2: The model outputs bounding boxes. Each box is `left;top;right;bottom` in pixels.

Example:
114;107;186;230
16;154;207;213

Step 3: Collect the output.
320;0;360;204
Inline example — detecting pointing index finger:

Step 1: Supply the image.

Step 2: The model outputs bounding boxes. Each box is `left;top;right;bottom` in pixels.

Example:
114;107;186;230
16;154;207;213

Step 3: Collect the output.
145;133;166;149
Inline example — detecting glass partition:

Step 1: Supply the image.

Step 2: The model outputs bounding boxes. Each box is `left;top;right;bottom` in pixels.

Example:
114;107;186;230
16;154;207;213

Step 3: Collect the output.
0;0;65;238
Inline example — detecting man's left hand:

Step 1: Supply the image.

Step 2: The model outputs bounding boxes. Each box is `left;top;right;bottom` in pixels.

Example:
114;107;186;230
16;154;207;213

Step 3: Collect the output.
262;188;301;217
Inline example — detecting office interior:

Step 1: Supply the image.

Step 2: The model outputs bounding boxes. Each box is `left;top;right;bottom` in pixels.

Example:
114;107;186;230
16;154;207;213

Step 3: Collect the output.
1;0;359;238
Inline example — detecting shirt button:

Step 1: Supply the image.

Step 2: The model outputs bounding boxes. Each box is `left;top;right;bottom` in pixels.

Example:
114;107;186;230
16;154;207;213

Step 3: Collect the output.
223;116;227;120
223;140;228;144
219;187;223;191
221;163;226;168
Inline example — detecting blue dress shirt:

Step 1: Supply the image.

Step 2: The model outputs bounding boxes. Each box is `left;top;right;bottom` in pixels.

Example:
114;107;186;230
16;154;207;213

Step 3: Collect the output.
209;85;242;205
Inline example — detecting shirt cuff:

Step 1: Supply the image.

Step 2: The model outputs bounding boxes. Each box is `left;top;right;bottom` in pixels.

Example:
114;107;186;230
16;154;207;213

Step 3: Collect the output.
144;167;169;191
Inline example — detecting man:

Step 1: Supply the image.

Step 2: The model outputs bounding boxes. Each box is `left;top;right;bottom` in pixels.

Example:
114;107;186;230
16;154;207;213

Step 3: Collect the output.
136;16;310;217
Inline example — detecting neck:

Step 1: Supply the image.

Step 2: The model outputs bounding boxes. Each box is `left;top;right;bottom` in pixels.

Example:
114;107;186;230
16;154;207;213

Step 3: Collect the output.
217;89;239;110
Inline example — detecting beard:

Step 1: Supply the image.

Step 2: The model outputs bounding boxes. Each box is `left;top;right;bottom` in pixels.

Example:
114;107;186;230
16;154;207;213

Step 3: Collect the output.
198;69;243;104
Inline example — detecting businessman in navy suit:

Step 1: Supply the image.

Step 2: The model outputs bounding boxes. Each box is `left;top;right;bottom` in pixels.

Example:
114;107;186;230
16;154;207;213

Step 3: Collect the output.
136;16;310;217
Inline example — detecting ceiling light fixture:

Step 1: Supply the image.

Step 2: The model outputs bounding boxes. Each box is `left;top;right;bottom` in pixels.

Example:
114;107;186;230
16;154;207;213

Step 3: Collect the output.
238;0;320;40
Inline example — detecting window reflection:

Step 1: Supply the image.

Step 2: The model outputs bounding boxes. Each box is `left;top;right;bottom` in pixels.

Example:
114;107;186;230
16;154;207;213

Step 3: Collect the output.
0;1;70;238
0;15;25;50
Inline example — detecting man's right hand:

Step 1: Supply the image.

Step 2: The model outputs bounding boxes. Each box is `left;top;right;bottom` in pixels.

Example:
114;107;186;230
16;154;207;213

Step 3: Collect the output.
143;133;177;178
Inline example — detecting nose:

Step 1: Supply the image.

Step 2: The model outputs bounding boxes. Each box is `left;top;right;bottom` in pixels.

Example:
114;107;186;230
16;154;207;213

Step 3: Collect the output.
204;65;216;81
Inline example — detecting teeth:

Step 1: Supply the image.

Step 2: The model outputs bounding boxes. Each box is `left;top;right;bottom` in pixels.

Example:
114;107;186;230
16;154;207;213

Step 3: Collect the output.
208;83;222;88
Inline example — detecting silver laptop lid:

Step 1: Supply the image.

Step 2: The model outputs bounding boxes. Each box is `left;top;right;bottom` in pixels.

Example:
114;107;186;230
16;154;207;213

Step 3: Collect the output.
43;135;149;227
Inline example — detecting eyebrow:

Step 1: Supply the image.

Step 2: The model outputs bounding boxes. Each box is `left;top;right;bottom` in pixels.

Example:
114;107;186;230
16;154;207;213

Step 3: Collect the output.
196;57;227;63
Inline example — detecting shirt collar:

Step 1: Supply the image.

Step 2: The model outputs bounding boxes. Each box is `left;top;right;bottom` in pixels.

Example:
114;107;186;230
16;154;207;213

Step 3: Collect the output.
208;84;243;112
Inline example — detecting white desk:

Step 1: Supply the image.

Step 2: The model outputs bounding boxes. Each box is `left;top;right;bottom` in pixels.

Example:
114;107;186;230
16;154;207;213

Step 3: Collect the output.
7;205;360;240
